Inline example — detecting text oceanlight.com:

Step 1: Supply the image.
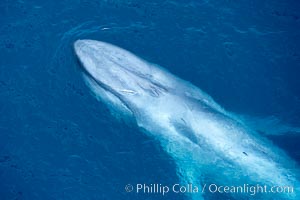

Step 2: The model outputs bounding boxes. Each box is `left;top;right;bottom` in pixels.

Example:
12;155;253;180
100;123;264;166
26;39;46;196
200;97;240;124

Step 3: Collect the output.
124;183;294;196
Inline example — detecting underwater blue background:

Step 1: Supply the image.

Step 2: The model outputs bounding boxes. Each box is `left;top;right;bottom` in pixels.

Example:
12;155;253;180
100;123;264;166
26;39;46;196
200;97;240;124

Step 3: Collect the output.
0;0;300;199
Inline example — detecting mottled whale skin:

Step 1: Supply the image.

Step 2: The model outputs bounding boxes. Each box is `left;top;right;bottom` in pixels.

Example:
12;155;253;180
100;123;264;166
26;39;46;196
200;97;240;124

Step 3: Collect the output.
74;39;299;199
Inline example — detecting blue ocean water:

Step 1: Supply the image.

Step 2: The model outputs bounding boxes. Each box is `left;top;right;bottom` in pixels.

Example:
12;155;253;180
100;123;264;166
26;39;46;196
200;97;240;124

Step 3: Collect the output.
0;0;300;199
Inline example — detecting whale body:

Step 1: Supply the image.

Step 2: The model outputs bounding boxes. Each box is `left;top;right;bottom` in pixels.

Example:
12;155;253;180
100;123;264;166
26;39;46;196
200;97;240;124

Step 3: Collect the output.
74;39;299;199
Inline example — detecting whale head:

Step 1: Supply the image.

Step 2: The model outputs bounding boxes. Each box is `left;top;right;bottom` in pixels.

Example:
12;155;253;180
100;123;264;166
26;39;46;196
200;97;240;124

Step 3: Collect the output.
74;39;170;112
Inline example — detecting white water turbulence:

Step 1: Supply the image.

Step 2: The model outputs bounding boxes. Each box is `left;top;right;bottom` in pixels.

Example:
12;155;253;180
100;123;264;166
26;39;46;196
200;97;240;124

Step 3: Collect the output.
74;39;299;200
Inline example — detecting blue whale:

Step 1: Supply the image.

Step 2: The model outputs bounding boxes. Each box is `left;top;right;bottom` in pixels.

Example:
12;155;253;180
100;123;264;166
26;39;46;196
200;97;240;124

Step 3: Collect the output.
74;39;299;199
